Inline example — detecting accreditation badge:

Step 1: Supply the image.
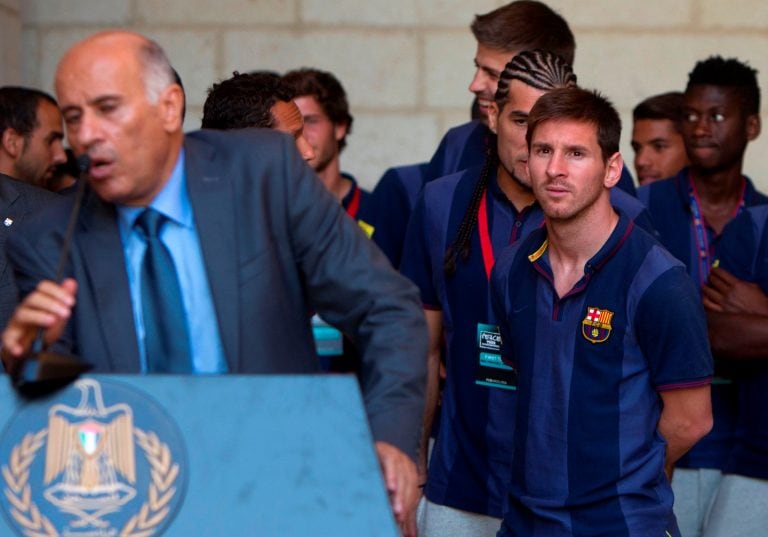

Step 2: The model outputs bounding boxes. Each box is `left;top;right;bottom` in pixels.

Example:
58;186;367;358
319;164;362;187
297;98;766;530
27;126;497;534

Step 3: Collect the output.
311;314;344;356
474;323;517;390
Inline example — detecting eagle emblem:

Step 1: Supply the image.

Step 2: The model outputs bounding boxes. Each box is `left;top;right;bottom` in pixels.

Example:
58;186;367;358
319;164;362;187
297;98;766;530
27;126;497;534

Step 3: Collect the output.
43;380;137;527
0;378;185;537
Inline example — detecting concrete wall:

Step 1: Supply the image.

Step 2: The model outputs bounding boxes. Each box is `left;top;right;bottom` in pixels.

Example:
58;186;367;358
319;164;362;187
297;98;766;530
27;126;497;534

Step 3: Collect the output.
17;0;768;191
0;0;21;85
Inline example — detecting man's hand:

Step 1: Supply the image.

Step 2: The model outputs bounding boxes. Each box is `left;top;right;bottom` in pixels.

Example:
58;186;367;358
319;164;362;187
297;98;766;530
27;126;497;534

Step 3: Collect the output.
1;279;77;366
703;267;768;315
375;441;419;537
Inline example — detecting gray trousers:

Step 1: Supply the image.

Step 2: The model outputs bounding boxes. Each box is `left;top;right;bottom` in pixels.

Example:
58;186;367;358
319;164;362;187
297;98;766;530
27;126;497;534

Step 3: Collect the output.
702;474;768;537
671;468;723;537
417;497;502;537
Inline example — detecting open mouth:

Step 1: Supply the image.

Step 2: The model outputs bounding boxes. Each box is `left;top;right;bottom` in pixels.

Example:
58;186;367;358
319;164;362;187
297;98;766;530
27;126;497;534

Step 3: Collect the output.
475;97;493;116
87;158;114;180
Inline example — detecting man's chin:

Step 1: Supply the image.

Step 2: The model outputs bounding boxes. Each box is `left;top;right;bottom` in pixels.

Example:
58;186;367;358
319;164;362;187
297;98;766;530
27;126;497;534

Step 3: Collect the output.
513;167;532;189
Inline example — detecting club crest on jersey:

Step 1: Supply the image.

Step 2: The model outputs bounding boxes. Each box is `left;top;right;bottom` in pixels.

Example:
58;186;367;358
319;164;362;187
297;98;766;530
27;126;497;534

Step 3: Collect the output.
581;306;614;343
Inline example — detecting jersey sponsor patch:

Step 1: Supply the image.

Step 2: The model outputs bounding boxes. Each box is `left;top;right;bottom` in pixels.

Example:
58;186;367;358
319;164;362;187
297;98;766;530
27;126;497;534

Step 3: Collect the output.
581;306;614;343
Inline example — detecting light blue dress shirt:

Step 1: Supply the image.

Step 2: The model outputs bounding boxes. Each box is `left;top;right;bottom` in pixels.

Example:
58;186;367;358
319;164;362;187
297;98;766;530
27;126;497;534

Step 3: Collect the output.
116;149;228;374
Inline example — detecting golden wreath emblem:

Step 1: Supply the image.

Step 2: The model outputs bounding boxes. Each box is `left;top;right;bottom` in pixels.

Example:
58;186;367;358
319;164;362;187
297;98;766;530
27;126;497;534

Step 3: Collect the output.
1;379;182;537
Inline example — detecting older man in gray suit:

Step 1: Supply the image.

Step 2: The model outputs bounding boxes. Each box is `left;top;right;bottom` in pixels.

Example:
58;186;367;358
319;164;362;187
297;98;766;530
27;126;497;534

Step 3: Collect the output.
1;31;426;534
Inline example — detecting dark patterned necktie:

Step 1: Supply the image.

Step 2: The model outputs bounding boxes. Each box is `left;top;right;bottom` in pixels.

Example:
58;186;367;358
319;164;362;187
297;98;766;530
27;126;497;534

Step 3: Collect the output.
135;208;192;373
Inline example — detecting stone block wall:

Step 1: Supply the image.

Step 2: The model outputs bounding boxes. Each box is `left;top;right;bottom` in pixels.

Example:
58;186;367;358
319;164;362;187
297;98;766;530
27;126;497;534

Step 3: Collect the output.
0;0;21;85
10;0;768;190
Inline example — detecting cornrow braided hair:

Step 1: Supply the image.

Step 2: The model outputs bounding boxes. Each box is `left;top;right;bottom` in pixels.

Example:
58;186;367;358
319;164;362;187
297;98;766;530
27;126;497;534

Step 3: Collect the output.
442;50;575;279
443;140;497;278
495;49;577;107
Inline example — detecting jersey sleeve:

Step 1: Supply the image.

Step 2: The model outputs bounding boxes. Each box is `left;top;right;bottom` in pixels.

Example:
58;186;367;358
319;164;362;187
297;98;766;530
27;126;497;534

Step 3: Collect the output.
370;168;413;268
400;192;440;309
424;132;451;184
634;264;713;390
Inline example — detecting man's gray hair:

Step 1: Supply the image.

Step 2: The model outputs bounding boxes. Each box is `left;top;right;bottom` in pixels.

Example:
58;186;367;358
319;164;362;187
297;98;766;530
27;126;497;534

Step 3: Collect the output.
138;39;175;103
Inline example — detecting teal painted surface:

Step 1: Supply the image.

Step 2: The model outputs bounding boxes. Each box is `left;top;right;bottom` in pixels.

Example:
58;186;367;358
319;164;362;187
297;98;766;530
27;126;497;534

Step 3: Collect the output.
0;374;397;536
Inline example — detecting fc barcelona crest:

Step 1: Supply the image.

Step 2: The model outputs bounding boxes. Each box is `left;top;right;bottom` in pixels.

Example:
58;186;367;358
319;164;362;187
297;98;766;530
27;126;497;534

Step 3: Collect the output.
0;379;187;537
581;306;614;344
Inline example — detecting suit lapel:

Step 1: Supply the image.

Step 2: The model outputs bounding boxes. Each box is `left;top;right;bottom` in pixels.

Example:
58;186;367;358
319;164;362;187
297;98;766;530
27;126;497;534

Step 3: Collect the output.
183;137;240;371
0;177;20;278
78;189;141;371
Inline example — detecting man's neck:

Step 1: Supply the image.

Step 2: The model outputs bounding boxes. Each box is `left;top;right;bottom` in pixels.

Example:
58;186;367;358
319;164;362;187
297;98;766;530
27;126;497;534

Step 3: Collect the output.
316;158;350;202
690;163;745;203
690;163;746;234
546;195;619;298
497;164;535;212
124;138;183;207
0;155;17;182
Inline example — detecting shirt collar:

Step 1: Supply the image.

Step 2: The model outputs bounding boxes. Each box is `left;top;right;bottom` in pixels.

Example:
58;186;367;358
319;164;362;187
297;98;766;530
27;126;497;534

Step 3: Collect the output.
340;172;358;209
528;207;634;277
117;148;192;231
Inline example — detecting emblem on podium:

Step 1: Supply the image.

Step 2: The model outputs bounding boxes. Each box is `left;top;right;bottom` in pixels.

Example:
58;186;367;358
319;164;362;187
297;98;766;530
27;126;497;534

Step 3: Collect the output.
0;378;187;537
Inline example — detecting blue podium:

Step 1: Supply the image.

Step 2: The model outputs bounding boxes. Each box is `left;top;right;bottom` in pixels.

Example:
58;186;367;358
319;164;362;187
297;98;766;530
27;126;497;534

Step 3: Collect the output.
0;374;399;536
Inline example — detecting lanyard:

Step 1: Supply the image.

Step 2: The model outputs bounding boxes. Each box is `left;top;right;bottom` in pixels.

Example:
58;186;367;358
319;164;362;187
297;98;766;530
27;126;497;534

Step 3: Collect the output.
478;189;494;281
688;174;746;286
345;185;361;219
478;188;538;281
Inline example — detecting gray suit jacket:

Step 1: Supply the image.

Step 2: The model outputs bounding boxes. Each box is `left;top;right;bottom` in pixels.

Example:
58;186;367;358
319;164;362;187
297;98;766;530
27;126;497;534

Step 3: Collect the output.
7;129;427;458
0;174;58;329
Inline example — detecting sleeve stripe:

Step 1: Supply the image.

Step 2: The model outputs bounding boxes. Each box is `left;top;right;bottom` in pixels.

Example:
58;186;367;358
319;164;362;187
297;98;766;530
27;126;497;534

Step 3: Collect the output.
656;377;713;392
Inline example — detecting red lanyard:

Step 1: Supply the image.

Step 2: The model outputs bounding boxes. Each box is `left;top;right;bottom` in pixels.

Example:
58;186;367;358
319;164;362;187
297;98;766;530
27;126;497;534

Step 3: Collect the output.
345;185;361;219
478;189;494;281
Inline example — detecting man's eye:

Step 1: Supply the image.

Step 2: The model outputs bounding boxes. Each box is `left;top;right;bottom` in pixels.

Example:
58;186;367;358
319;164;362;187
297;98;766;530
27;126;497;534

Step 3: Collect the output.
686;113;699;123
712;113;725;123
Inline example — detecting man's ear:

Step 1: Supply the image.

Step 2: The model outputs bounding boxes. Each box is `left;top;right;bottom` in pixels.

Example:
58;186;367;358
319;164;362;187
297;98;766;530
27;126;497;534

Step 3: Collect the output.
1;128;23;158
746;114;761;142
334;121;348;143
487;102;500;135
158;83;185;132
604;152;624;189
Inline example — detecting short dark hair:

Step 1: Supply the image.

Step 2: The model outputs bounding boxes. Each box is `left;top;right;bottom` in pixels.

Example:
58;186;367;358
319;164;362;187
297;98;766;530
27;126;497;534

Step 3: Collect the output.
633;91;685;132
282;68;353;150
0;86;58;140
201;71;292;130
494;49;577;107
527;87;621;162
686;56;760;115
471;1;575;66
